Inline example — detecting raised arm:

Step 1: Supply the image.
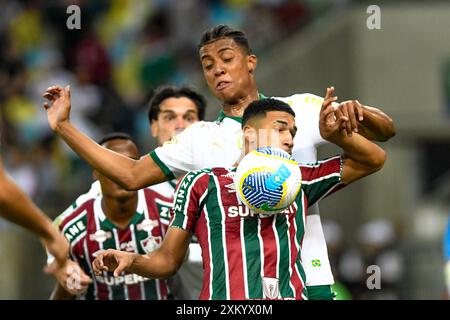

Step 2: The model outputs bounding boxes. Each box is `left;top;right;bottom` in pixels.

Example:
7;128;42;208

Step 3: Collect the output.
333;92;396;142
93;227;191;278
0;159;69;266
320;88;387;184
42;86;167;190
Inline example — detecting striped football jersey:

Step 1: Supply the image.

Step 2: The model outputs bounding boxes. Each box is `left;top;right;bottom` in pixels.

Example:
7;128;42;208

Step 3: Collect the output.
170;156;344;300
57;188;173;300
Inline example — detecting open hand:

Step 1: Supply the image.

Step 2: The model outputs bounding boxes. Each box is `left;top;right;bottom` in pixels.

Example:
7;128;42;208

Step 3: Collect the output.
42;85;71;131
319;86;349;142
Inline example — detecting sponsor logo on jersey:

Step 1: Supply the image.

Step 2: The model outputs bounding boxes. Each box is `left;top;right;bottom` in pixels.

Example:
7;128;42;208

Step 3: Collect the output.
227;205;295;218
137;218;159;233
89;230;112;244
222;171;236;180
155;204;171;222
120;241;137;253
173;170;209;213
64;220;86;242
224;182;236;193
262;277;280;299
95;273;150;286
304;96;323;106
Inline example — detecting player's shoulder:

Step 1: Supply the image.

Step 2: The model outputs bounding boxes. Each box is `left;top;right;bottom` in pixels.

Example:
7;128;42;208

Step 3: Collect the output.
272;93;324;109
183;120;218;132
54;181;100;228
176;168;212;190
54;197;94;231
159;120;218;147
144;184;174;202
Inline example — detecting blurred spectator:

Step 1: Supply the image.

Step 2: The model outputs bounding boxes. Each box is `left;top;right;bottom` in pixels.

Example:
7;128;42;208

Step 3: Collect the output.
324;218;405;300
357;219;405;300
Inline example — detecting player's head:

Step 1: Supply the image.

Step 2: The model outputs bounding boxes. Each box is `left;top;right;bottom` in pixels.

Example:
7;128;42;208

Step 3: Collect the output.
95;133;140;200
242;98;297;155
147;86;207;146
198;25;257;104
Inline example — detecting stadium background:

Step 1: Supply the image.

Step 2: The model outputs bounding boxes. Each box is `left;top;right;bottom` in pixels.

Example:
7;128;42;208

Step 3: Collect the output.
0;0;449;299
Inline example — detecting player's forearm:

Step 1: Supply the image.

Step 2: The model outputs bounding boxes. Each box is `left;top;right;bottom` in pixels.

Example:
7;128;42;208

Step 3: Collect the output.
55;121;141;190
331;131;386;171
359;106;396;142
0;178;55;240
128;250;180;279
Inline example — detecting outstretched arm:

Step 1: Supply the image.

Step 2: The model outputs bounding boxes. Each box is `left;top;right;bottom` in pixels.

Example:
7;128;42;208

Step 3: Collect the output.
332;90;395;142
42;86;167;190
93;227;191;278
320;88;386;184
0;160;69;266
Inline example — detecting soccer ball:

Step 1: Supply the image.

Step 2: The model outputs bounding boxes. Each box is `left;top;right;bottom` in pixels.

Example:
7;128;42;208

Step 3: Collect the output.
234;147;302;214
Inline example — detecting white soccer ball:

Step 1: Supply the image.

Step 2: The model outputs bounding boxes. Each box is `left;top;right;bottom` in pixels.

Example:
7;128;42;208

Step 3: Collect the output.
234;147;302;214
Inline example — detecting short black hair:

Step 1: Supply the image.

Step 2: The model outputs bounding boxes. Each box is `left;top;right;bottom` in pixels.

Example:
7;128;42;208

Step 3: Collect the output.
242;98;296;128
147;85;207;124
198;24;252;54
98;132;134;146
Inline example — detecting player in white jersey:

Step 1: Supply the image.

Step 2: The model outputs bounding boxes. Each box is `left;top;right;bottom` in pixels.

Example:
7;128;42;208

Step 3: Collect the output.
41;26;395;299
49;86;207;298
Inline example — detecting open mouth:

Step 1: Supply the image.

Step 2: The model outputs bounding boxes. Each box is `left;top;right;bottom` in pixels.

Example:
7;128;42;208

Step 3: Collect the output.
216;81;231;91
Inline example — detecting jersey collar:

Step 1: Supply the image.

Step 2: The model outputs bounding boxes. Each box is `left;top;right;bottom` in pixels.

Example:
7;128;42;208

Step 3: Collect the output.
215;93;267;124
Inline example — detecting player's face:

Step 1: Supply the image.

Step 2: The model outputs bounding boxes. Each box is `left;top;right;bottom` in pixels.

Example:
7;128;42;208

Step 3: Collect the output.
95;139;140;200
152;97;200;145
199;38;257;103
245;111;297;154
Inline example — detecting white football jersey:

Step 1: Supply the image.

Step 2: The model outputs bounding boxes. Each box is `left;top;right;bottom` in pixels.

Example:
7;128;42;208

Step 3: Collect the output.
152;93;327;176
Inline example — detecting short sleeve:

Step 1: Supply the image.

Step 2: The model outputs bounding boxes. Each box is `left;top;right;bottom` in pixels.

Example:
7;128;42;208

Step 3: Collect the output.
169;170;210;233
150;123;204;179
300;155;345;208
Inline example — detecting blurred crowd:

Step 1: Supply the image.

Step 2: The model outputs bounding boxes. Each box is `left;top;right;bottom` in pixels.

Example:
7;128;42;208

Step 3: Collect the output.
0;0;334;215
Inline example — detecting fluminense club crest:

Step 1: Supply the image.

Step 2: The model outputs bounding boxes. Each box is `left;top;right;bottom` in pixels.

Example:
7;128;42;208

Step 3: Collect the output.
140;235;162;253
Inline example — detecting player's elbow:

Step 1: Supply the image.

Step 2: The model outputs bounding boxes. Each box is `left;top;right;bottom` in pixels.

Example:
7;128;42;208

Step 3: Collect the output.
119;177;141;191
369;149;387;173
380;118;396;142
119;170;146;191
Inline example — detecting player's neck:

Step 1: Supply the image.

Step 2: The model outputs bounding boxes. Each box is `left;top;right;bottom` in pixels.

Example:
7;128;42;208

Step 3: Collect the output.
222;90;259;118
101;195;138;229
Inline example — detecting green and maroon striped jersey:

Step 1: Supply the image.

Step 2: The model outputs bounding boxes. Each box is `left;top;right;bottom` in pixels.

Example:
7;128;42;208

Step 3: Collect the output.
57;188;173;300
170;156;344;300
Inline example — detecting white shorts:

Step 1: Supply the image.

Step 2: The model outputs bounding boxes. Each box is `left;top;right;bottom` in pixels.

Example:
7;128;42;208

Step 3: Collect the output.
301;204;334;286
